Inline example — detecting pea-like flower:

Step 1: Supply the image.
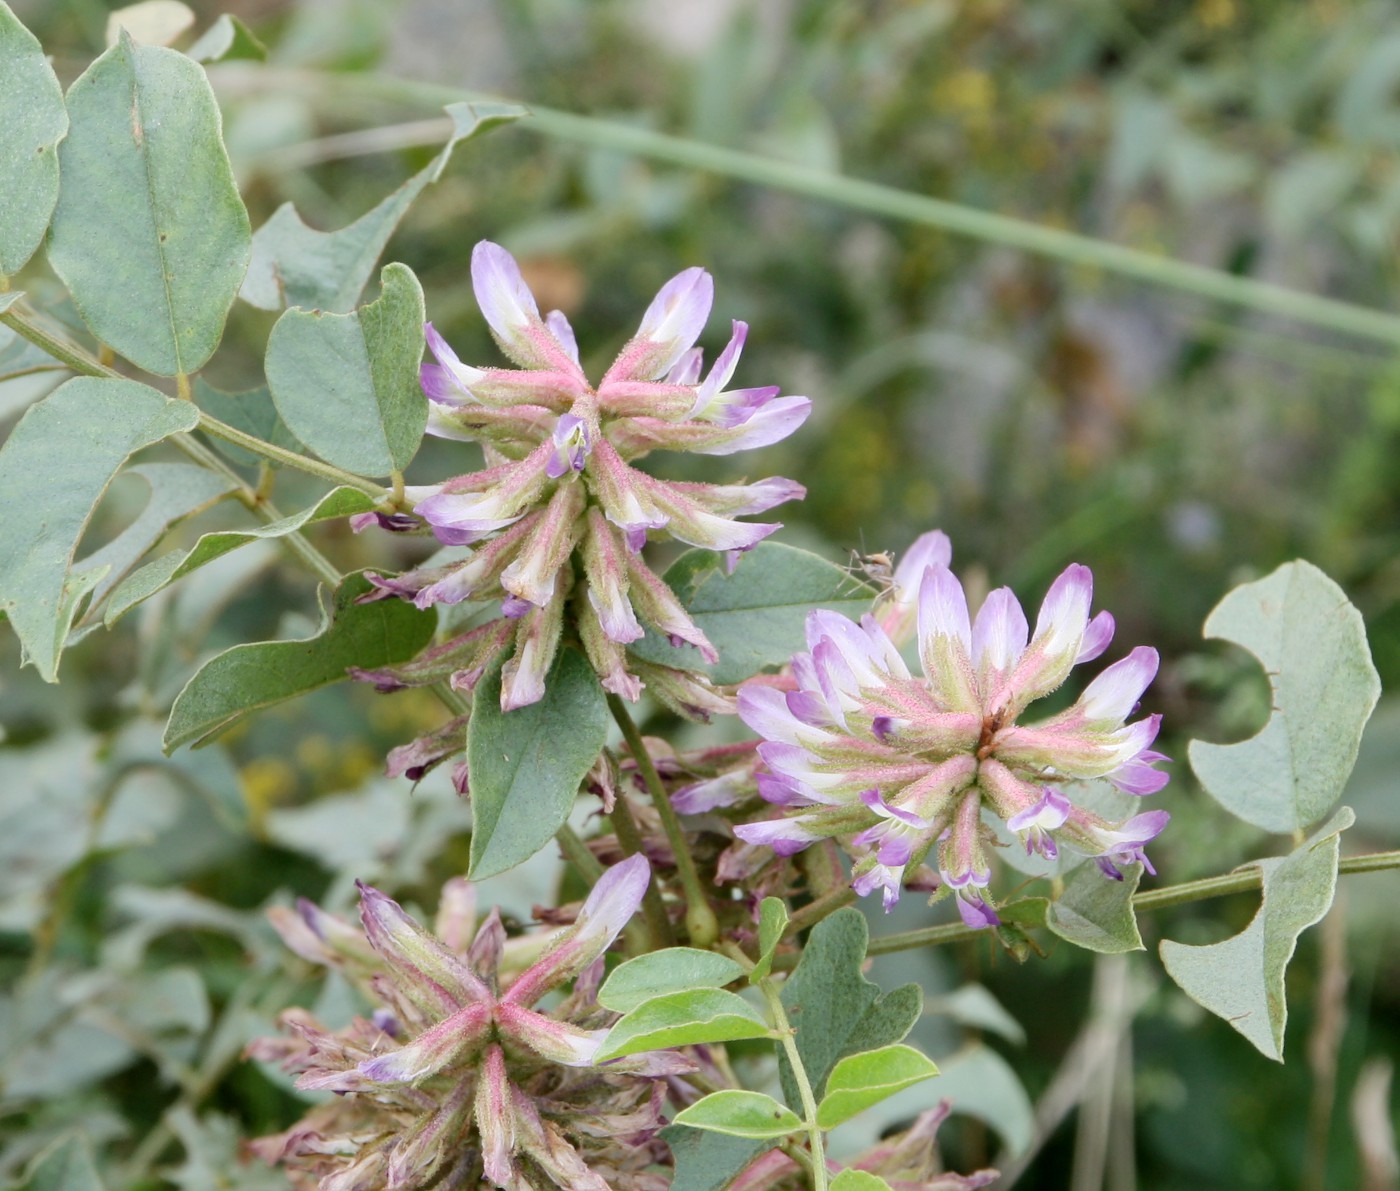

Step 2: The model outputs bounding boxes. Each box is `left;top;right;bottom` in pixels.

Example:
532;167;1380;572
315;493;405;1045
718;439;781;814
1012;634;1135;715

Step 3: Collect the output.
734;532;1169;927
248;855;689;1190
357;242;809;711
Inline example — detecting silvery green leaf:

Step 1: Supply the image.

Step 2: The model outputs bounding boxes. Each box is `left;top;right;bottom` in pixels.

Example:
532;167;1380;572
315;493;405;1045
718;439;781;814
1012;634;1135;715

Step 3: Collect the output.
47;35;250;375
1189;561;1380;833
1159;807;1354;1062
0;3;68;277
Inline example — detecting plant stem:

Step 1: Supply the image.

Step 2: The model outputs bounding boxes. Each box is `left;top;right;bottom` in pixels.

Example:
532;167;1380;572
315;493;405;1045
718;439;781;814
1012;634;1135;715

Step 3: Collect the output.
0;297;362;589
757;977;828;1191
198;411;388;496
0;299;386;495
866;850;1400;956
607;695;719;948
555;822;605;886
607;787;675;950
216;66;1400;348
784;886;856;936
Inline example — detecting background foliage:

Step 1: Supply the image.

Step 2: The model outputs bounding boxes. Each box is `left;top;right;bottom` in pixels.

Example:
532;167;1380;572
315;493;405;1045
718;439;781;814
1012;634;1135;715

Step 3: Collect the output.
2;1;1398;1189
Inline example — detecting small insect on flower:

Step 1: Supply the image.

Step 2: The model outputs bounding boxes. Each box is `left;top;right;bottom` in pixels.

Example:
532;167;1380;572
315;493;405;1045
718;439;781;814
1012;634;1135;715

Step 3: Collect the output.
849;549;898;597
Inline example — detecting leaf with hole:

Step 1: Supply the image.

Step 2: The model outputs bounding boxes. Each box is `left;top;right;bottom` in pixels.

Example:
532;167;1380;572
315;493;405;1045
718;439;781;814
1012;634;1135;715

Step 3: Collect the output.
598;948;746;1014
241;101;526;313
467;647;608;879
105;486;375;625
0;378;199;680
47;34;250;375
1188;561;1380;833
596;988;771;1061
1159;806;1354;1061
162;572;435;750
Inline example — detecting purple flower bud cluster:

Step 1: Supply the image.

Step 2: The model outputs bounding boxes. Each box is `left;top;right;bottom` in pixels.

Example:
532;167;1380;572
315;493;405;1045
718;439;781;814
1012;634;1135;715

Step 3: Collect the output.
249;856;690;1190
357;241;809;711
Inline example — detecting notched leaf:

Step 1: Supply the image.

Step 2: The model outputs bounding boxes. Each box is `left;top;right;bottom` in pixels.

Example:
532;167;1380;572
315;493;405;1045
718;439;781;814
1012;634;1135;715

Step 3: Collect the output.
163;571;435;751
1188;561;1380;834
1159;806;1355;1061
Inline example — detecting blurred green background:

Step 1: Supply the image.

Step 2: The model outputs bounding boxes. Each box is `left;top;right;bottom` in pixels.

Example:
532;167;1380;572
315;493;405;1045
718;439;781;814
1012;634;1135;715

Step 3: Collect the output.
2;0;1398;1188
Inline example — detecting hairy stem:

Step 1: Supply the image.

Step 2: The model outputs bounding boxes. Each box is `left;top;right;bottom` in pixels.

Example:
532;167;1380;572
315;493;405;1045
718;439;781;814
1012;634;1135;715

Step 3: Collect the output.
607;695;719;948
758;977;828;1191
608;786;676;950
198;411;388;496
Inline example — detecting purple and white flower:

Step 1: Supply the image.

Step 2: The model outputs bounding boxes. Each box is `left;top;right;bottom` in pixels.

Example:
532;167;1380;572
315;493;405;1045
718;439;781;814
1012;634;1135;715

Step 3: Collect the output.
734;535;1170;925
358;241;809;712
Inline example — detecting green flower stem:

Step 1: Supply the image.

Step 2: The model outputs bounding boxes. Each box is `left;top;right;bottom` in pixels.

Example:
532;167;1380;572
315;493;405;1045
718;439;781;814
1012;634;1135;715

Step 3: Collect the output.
197;411;388;496
606;785;676;950
555;822;605;886
607;695;720;949
865;849;1400;957
217;66;1400;347
0;299;387;496
757;976;828;1191
784;886;857;937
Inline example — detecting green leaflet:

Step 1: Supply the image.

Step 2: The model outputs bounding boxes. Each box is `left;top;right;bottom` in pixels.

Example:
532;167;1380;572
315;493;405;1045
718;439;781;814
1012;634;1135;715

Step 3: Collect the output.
47;34;250;375
0;3;68;277
162;572;435;751
673;1091;802;1141
750;896;788;981
1045;859;1145;954
627;542;876;684
830;1173;895;1191
105;487;376;625
0;378;199;681
815;1044;940;1129
778;908;922;1105
466;647;608;879
1159;806;1354;1062
598;948;747;1014
240;101;527;314
1188;561;1380;833
596;988;771;1061
265;262;427;477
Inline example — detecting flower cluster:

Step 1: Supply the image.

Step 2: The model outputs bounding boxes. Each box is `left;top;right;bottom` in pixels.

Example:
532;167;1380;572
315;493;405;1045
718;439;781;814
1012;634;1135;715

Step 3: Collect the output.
248;856;690;1190
734;532;1170;927
356;241;809;712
